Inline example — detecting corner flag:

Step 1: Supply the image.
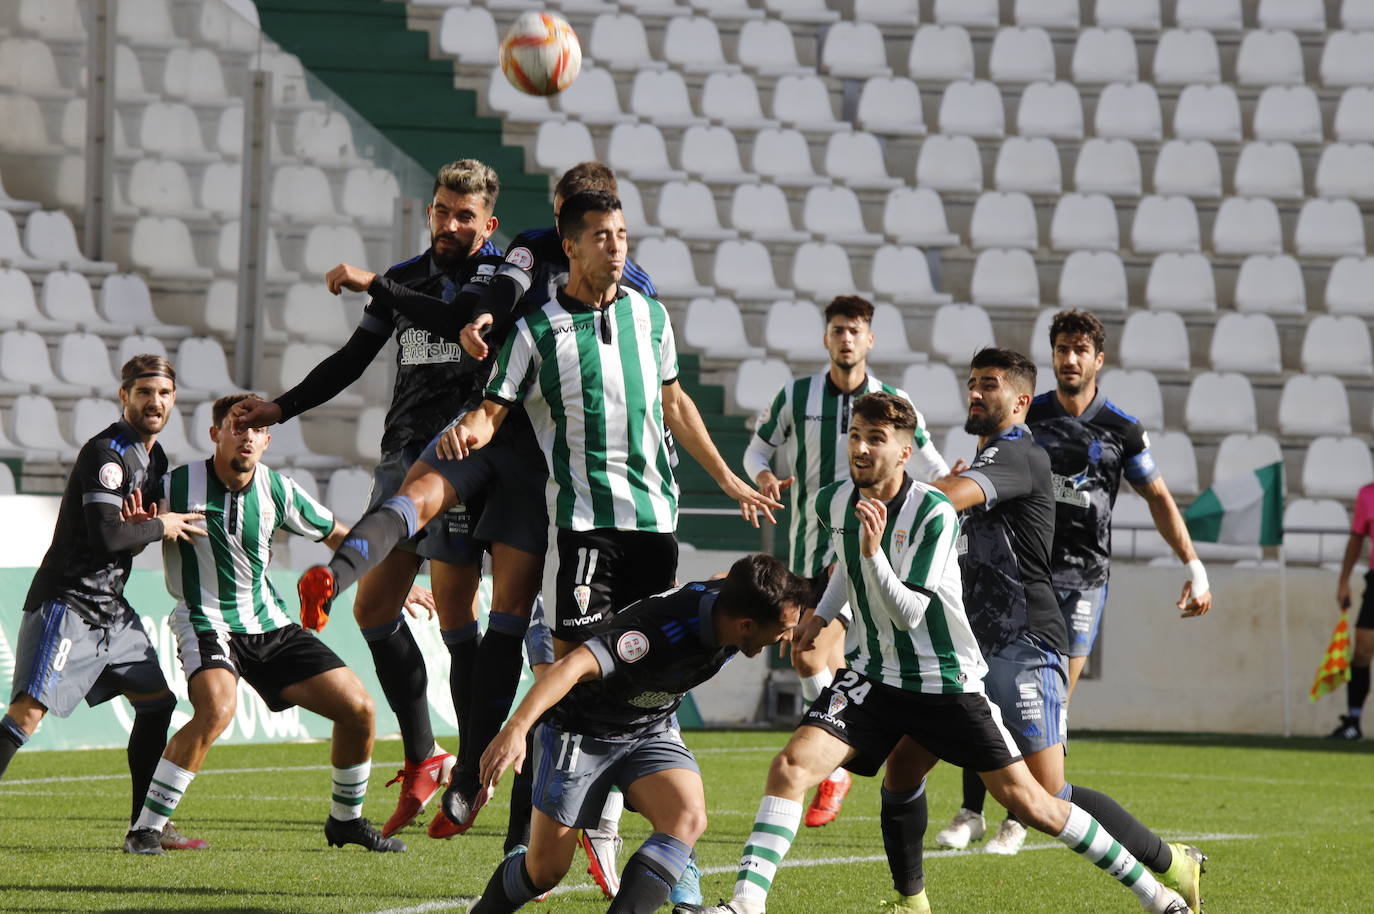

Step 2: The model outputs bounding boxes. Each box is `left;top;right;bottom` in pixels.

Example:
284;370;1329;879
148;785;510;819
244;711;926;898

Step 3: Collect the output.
1310;611;1352;702
1184;462;1284;546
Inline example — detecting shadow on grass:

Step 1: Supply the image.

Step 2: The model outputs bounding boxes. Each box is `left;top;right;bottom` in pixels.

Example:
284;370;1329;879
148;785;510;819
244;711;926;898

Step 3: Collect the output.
1072;729;1374;754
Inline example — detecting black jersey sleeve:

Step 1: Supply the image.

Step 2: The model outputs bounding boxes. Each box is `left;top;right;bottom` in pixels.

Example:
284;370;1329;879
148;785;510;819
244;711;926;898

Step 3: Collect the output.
1121;420;1161;487
474;240;539;343
366;257;501;344
961;438;1035;508
581;620;671;681
76;442;163;552
272;325;389;422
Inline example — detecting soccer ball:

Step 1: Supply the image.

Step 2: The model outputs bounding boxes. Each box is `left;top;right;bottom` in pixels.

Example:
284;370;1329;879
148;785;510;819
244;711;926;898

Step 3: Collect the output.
499;11;582;96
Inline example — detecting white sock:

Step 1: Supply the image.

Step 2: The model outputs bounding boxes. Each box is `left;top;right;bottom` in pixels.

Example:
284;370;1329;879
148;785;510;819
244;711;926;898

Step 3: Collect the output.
134;758;195;832
331;761;371;822
734;795;802;908
1055;803;1162;906
825;767;847;784
799;669;834;703
596;786;625;834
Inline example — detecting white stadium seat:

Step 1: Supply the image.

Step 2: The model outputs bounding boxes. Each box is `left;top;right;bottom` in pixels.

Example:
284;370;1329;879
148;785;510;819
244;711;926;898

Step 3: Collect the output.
1058;250;1128;311
268;417;341;470
278;344;361;409
1073;137;1142;196
1154;29;1220;85
763;0;838;24
16;0;87;40
1017;81;1085;139
1120;310;1189;371
1234;142;1305;199
1295;198;1366;257
1213;433;1284;488
41;271;131;336
930;304;996;364
299;225;363;278
700;73;777;131
680;126;749;184
871;246;952;306
281;283;356;346
117;334;169;367
1236;29;1306;86
712;239;789;301
1302;315;1373;375
24;210;112;272
691;0;764;22
560;67;632;124
902;364;966;427
1335;86;1374;141
0;330;87;397
0;211;54;270
751;128;826;187
1016;0;1079;28
855;0;919;25
341;167;400;226
916;134;984;192
909;25;975;83
1210;313;1282;373
0;268;71;333
1146;252;1216;312
763;300;824;360
995;137;1062;193
938;81;1005;137
1071;27;1138;84
1185;372;1257;434
1234;254;1307;313
791;242;863;301
1152;140;1222;198
55;333;115;393
1279;374;1352;436
535;121;595;174
162;47;231;106
100;273;189;338
1212;197;1284;256
1152;431;1200;496
821;22;891;79
0;95;56;154
657;181;734;242
606;123;685;183
175;337;235;402
71;398;119;450
1028;308;1056;363
989;27;1056;83
869;304;920;364
1100;369;1163;429
934;0;998;28
1096;0;1160;30
631;70;704;128
127;159;198;218
0;37;71;97
1321;30;1374;87
883;187;961;247
1176;0;1242;30
116;0;182;48
1173;84;1242;142
635;237;713;298
325;468;374;526
438;7;499;63
587;13;658;71
683;298;763;359
8;394;78;461
1344;0;1374;28
199;161;242;217
1315;143;1374;199
1325;256;1374;314
1284;499;1349;565
1253;86;1323;142
1094;82;1162;140
114;44;158;103
735;358;792;413
1260;0;1326;31
825;131;901;190
857;77;926;136
802;186;884;246
970;192;1038;250
1132;195;1201;254
270;164;337;223
730;183;810;243
772;75;846;132
971;249;1041;308
737;20;808;77
1049;193;1118;251
1303;437;1373;498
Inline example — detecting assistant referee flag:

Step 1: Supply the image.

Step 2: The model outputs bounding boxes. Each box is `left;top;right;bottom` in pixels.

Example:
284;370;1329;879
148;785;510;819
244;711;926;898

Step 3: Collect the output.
1184;461;1284;546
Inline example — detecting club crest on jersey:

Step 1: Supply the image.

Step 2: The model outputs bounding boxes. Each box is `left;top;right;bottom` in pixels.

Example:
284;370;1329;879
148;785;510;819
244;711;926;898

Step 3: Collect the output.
894;528;908;550
98;462;123;490
505;246;534;271
573;584;592;615
617;631;650;663
634;313;651;338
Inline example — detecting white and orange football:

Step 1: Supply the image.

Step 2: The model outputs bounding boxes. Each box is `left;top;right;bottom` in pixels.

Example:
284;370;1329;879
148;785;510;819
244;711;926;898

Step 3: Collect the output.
499;11;582;96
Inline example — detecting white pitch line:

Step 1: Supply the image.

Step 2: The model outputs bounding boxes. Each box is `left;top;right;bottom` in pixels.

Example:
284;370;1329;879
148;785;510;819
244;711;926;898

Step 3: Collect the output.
359;831;1257;914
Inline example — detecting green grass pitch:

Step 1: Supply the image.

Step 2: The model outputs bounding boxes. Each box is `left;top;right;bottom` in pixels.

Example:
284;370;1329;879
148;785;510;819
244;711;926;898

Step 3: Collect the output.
1;730;1370;913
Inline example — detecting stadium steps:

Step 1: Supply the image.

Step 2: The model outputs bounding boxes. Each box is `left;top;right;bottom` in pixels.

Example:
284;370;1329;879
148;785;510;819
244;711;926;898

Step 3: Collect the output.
253;0;548;232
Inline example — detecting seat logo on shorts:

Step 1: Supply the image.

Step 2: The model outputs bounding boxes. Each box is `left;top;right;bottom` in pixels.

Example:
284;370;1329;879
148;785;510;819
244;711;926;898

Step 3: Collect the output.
617;631;650;663
573;585;592;615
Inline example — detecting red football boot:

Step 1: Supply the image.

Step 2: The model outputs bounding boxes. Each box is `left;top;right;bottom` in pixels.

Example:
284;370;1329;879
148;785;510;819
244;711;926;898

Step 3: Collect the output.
804;768;852;827
428;782;490;839
160;820;209;850
297;565;336;632
381;751;455;837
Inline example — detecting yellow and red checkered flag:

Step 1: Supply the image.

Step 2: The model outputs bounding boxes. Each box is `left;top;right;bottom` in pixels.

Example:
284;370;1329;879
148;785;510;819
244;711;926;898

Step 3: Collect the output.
1310;610;1353;702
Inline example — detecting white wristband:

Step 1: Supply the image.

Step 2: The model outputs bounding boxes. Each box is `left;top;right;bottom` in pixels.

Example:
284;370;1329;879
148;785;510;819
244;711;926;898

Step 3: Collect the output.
1185;559;1209;597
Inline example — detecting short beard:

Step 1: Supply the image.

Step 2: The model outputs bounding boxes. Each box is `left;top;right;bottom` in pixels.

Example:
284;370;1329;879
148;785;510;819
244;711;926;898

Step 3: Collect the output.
431;234;470;270
963;410;1003;437
130;412;165;435
230;456;254;474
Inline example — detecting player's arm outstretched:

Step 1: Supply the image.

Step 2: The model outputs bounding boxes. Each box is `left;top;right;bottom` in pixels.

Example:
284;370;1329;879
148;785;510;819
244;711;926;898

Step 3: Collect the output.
742;386;795;503
478;646;602;786
1132;475;1212;617
662;380;784;527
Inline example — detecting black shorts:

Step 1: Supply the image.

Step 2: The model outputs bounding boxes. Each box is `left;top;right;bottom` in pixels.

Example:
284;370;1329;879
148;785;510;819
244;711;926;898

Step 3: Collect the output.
553;528;678;642
173;615;346;712
801;670;1023;777
1359;570;1374;629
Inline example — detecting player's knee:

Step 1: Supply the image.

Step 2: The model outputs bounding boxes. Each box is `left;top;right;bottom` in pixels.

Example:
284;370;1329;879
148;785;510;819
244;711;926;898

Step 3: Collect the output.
1003;785;1058;833
675;807;708;844
193;696;236;737
343;689;375;730
767;748;813;795
524;849;572;888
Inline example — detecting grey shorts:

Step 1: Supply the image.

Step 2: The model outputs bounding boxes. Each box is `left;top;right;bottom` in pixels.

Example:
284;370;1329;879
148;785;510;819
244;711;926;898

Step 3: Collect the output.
531;722;699;829
11;600;168;718
983;633;1068;755
524;594;554;668
368;443;486;565
1056;584;1109;658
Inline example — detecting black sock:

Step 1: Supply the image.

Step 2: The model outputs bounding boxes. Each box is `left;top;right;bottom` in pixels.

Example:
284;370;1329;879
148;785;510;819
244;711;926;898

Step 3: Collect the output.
456;614;529;795
609;833;693;914
471;850;542;914
329;497;417;594
504;727;536;854
881;783;928;896
444;621;482;776
0;715;29;780
1068;784;1172;873
361;617;433;764
127;699;174;825
961;767;986;815
1350;664;1370;716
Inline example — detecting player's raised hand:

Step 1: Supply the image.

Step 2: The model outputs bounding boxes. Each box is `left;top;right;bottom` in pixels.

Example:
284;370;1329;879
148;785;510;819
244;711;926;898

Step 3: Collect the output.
121;489;158;523
754;470;795;504
324;263;376;295
160;511;207;542
478;724;527;789
434;421;480;461
855;497;886;558
403;584;437;620
230;397;281;434
461;313;495;360
1177;580;1212;618
722;474;784;528
793;612;826;654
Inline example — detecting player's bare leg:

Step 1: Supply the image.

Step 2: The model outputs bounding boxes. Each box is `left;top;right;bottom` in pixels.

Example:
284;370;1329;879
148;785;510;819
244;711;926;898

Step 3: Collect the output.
792;611;850;828
0;693;46;779
1066;655;1088;700
613;767;708;913
471;807;580;913
282;667;403;852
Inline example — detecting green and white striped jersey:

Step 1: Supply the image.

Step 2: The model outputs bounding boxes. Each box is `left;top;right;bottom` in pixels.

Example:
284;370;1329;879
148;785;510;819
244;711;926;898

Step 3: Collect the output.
486;287;679;533
744;373;949;577
816;476;985;694
162;460;335;634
